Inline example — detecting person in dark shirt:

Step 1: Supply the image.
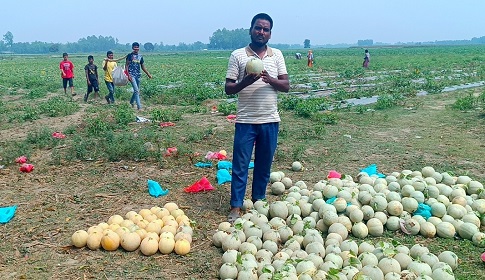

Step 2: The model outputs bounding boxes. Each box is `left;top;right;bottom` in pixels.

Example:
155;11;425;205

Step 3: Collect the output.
84;55;99;102
363;49;370;68
125;42;152;110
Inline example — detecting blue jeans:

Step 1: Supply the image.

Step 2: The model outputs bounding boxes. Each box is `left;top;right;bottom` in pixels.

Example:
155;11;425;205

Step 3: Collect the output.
129;76;141;109
105;81;115;103
230;122;279;208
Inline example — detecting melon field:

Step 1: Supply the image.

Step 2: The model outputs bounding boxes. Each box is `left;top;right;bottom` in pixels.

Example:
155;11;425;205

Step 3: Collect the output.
1;45;485;279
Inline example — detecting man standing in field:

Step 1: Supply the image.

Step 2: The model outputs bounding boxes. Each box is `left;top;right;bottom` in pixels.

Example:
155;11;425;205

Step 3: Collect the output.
84;55;100;102
60;52;75;96
125;42;152;110
225;13;290;223
102;51;117;104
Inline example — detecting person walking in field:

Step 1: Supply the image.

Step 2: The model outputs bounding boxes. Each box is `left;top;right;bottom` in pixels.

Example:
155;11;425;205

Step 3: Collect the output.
60;52;76;96
125;42;152;110
84;55;100;102
225;13;290;223
363;49;370;68
307;50;314;67
102;51;118;104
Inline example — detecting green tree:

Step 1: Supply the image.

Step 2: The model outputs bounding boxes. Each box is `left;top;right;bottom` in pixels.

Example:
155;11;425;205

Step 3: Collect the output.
144;42;154;51
304;39;311;48
3;31;13;47
208;28;249;50
49;44;60;53
358;39;373;46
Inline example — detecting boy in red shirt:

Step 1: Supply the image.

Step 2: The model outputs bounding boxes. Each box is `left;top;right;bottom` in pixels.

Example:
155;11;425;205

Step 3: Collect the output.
60;52;76;96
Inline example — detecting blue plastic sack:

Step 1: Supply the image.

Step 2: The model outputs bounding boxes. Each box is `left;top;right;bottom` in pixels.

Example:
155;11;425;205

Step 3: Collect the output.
217;169;232;185
248;162;254;169
147;179;169;197
0;205;17;224
414;203;432;220
326;197;336;204
194;162;212;168
217;161;233;170
360;164;385;178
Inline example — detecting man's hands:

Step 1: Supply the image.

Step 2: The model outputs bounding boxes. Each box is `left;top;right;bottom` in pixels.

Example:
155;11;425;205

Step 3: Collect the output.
242;72;261;86
260;70;275;84
243;70;276;86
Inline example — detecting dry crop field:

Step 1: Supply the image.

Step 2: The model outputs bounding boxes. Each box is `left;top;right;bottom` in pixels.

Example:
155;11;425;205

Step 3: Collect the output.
1;45;485;279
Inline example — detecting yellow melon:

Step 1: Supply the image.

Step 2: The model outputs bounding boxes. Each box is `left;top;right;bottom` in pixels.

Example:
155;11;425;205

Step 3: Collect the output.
101;231;120;251
160;231;175;239
145;232;160;242
87;225;102;235
163;202;179;213
145;221;162;234
174;239;191;255
86;232;103;250
71;230;89;248
155;208;171;219
125;210;138;220
150;206;162;214
120;232;141;252
120;219;135;229
159;236;175;254
170;209;185;220
174;232;192;244
115;227;131;239
138;209;152;219
161;225;177;236
107;214;124;225
140;237;159;256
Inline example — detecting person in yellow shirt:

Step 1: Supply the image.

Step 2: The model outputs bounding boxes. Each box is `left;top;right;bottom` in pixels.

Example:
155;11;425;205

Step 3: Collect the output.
102;51;118;104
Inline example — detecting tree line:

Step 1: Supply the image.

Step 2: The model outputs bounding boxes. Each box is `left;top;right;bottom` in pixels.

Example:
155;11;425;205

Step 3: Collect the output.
1;29;302;54
2;29;485;54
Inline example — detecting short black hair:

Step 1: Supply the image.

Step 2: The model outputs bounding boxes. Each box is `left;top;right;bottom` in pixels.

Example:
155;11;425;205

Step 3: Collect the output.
88;55;94;60
62;52;68;57
250;13;273;30
107;51;113;56
132;42;140;48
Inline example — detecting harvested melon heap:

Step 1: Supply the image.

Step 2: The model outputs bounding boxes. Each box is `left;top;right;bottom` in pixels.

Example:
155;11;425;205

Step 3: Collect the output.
71;202;193;256
213;166;485;279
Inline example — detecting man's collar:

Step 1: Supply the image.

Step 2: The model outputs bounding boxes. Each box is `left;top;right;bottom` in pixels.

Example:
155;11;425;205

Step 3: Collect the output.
245;45;273;57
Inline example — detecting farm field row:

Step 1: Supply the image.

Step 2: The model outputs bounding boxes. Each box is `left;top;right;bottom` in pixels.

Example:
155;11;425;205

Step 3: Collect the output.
1;45;485;279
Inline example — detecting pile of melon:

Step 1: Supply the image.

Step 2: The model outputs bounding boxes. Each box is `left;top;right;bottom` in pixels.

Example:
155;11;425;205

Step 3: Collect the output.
211;165;485;279
71;202;193;256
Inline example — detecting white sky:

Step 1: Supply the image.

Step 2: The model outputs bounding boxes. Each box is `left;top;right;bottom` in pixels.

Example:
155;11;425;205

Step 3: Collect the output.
3;0;485;45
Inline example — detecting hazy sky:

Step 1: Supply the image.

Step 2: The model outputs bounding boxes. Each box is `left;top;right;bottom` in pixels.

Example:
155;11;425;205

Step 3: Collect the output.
3;0;484;46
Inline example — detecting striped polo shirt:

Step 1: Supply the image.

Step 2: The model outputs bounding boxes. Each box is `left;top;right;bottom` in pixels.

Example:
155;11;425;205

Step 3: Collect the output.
226;45;288;124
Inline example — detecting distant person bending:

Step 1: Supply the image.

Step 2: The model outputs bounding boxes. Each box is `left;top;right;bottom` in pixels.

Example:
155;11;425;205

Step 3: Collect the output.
363;49;370;68
225;13;290;223
307;50;314;67
125;42;152;110
60;52;75;96
84;55;100;102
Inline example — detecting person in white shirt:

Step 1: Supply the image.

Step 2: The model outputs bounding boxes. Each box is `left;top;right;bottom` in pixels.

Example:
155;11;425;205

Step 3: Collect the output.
225;13;290;223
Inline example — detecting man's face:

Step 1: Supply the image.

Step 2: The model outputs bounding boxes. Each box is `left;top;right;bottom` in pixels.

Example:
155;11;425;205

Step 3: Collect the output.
63;55;68;61
108;53;114;59
132;46;140;53
88;58;94;64
250;19;271;47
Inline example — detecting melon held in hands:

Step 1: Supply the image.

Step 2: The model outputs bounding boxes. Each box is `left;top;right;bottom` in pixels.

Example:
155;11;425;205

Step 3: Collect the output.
246;58;264;74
